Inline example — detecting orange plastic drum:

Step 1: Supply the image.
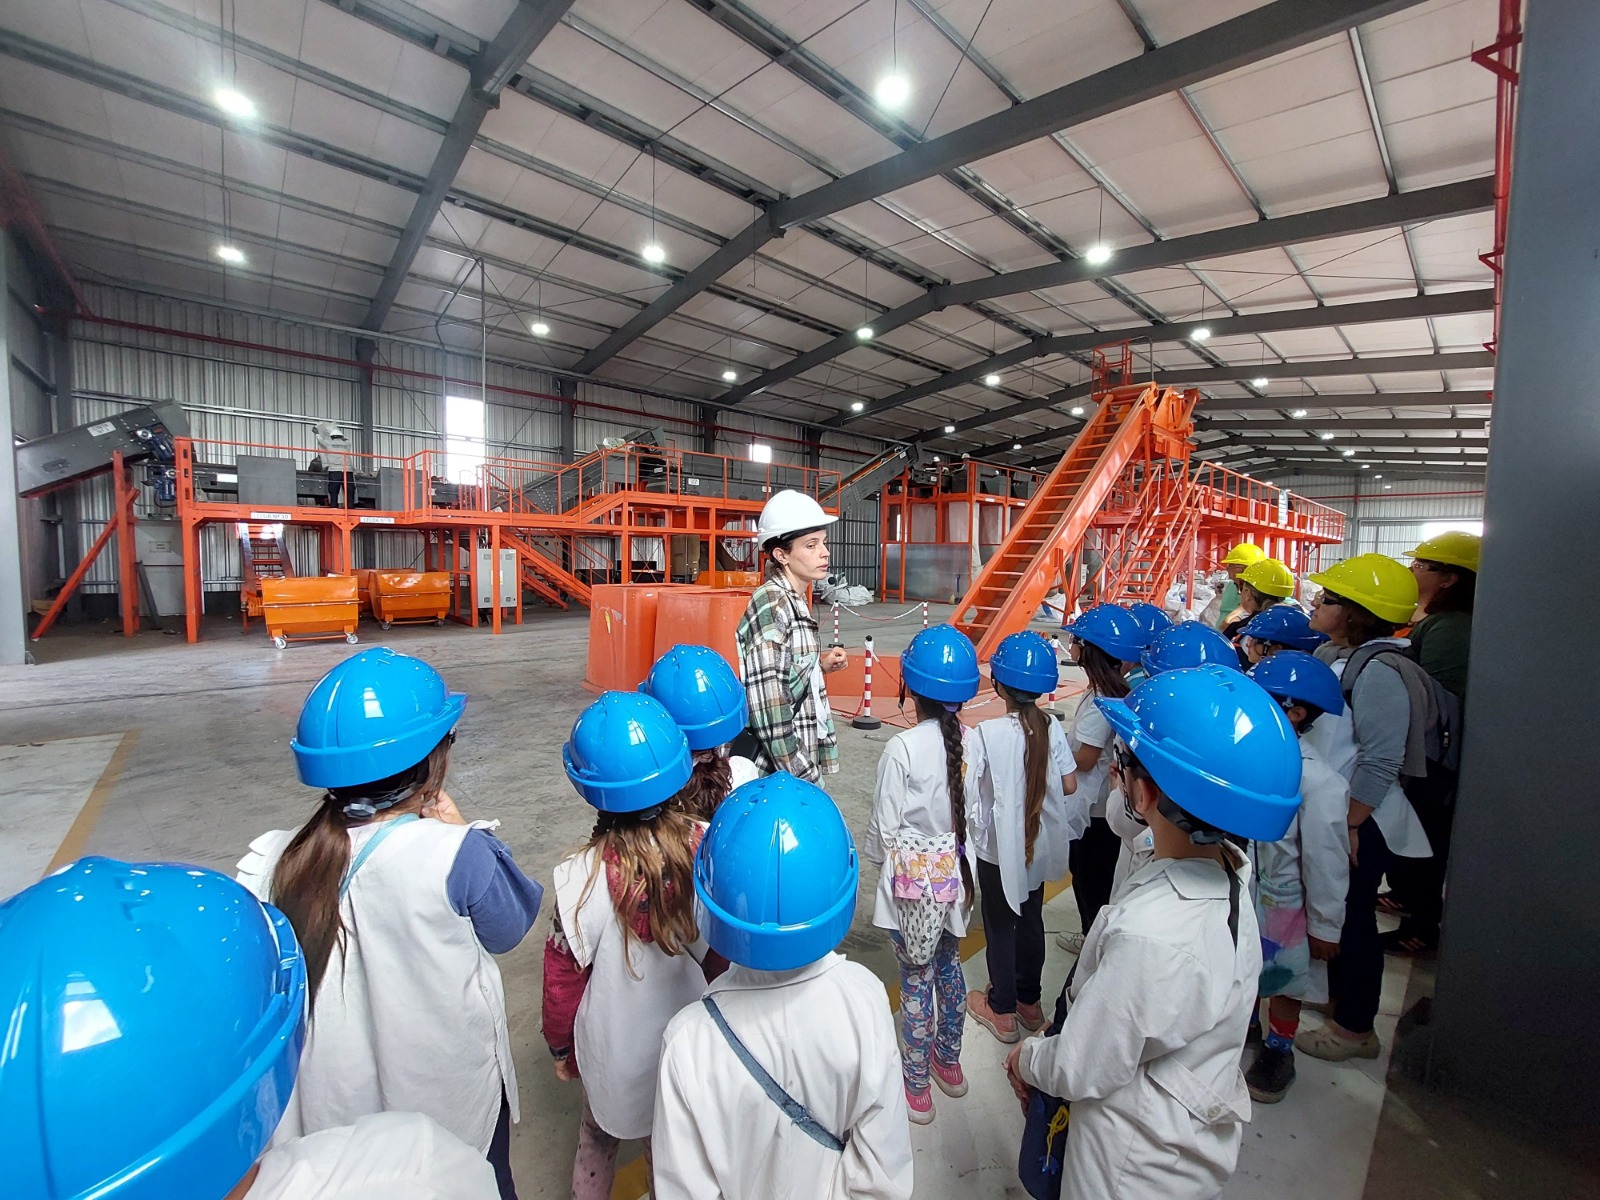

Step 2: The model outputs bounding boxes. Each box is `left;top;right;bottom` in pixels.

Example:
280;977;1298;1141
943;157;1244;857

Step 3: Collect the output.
584;583;666;693
652;587;752;673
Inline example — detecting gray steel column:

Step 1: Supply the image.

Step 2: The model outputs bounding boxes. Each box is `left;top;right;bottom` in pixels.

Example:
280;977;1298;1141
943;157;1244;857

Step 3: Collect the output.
556;378;577;462
1426;0;1600;1130
0;233;29;662
697;404;717;455
355;337;377;468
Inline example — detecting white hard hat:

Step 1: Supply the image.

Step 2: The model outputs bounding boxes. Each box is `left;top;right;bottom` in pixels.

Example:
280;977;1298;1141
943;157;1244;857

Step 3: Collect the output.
756;490;837;549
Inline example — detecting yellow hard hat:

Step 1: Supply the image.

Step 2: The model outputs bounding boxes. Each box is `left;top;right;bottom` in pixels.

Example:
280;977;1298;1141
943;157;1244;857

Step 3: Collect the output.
1405;530;1481;574
1238;558;1295;599
1220;542;1266;567
1307;554;1418;625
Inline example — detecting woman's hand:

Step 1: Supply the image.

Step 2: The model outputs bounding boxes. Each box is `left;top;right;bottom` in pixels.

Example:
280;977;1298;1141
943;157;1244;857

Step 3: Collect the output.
821;646;848;674
425;789;467;825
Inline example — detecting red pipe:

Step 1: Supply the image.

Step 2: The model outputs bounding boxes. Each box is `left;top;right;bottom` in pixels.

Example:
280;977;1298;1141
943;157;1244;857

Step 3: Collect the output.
63;312;875;461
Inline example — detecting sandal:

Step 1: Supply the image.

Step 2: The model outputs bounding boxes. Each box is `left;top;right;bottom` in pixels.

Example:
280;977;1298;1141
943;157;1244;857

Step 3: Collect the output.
1376;894;1408;916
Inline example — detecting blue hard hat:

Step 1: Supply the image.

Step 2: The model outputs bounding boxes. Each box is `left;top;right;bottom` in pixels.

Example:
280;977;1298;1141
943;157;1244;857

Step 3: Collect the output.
900;624;980;704
695;772;858;970
1;857;306;1200
1141;620;1243;676
1126;601;1173;645
564;691;693;813
1096;666;1303;842
990;631;1059;696
292;648;466;789
1249;650;1345;716
1064;604;1146;662
1239;605;1328;653
640;644;749;751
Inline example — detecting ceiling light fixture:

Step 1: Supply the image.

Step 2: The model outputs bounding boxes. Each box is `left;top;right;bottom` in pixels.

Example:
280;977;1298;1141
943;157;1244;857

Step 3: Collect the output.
983;373;1001;387
1375;474;1383;479
1317;431;1335;441
944;424;956;434
1290;408;1308;419
213;87;255;119
1361;463;1371;469
1069;405;1085;416
1085;243;1113;266
641;242;666;265
1191;326;1211;342
722;369;737;382
932;455;941;463
851;401;865;412
529;319;549;336
1384;484;1392;490
1342;448;1356;457
215;244;245;265
1012;442;1022;450
875;73;911;109
856;325;874;341
1252;377;1269;388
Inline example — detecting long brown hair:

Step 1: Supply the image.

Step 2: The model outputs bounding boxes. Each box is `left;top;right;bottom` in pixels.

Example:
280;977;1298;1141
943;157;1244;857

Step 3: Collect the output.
1078;639;1131;700
272;739;452;1006
998;683;1052;865
673;750;732;822
910;692;974;903
580;807;701;962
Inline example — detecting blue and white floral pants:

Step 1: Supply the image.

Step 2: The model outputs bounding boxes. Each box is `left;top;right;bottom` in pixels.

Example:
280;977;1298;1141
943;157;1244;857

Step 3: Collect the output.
890;930;966;1091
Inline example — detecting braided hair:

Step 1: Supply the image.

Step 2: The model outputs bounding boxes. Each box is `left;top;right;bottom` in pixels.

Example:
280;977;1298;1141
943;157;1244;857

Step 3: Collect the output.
904;687;974;903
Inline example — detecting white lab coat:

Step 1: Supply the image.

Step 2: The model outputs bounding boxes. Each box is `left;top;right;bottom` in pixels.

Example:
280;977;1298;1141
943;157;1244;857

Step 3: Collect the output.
966;713;1085;913
552;847;710;1140
1250;742;1350;1003
1068;692;1115;818
863;719;972;937
1305;654;1430;858
1019;856;1261;1200
652;953;913;1200
247;1111;498;1199
238;820;516;1155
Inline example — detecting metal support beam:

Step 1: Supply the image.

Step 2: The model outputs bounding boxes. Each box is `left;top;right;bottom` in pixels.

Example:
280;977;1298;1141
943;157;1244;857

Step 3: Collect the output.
925;352;1494;443
842;287;1493;428
48;308;82;622
1415;7;1600;1134
0;233;28;663
735;179;1491;408
555;378;577;461
354;337;377;467
572;0;1432;375
1197;416;1490;433
361;0;574;332
697;405;718;455
1197;388;1492;413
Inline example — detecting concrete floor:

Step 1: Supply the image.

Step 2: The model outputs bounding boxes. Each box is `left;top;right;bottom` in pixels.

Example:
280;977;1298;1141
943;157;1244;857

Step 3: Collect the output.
5;602;1594;1200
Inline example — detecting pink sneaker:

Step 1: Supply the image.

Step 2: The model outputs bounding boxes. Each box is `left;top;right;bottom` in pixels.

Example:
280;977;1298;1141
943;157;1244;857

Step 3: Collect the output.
931;1056;968;1098
1016;1002;1047;1033
905;1083;935;1124
967;989;1020;1043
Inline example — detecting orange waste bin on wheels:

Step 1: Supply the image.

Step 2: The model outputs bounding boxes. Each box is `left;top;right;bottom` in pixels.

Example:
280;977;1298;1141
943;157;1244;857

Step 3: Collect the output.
261;576;360;650
370;571;451;629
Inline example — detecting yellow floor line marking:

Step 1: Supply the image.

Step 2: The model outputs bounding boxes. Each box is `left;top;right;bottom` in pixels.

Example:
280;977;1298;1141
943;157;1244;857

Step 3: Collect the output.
610;873;1078;1198
45;729;139;876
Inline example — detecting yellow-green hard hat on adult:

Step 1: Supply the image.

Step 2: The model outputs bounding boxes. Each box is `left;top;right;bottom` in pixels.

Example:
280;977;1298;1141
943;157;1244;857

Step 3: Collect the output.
1307;554;1418;624
1405;530;1481;573
1220;542;1266;567
1238;558;1295;599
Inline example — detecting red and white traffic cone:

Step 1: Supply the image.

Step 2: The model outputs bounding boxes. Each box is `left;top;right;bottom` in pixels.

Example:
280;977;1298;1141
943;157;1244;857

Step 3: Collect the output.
831;603;842;648
1046;636;1065;719
852;634;883;730
921;601;929;629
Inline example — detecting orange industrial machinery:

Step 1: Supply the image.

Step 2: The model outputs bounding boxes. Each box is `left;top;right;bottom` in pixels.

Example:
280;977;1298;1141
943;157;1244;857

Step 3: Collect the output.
174;437;839;644
944;344;1345;658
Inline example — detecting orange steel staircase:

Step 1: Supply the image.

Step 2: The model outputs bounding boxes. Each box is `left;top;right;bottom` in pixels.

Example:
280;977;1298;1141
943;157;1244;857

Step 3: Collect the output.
238;522;294;630
1096;461;1209;605
501;529;594;610
953;347;1200;658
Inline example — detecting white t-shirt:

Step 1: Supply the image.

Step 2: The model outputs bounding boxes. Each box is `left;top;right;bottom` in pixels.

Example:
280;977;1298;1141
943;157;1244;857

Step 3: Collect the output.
1069;692;1116;819
863;719;972;937
967;713;1085;913
248;1112;498;1200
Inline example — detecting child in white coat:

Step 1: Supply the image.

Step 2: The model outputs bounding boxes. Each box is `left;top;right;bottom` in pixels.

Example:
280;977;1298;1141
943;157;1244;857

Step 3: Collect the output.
864;624;980;1124
654;773;914;1199
238;650;541;1200
966;631;1085;1043
542;692;714;1199
1244;652;1351;1102
1007;666;1303;1200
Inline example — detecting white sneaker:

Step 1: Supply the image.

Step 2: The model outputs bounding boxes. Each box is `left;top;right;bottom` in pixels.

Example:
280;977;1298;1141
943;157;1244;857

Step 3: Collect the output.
1055;931;1085;954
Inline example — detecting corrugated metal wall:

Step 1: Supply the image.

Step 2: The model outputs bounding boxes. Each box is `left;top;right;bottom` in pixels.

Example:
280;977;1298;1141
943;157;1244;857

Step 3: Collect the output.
64;284;889;598
1279;474;1487;564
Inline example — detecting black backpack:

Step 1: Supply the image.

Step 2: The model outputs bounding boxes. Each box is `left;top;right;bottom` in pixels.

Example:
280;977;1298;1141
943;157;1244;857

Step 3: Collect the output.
1341;644;1462;812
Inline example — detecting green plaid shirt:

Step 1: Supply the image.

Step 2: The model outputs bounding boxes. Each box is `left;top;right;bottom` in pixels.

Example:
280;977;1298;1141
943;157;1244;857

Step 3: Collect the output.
737;576;839;781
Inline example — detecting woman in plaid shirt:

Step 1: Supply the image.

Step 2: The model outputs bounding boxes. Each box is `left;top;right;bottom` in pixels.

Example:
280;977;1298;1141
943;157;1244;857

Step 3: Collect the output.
737;491;849;782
